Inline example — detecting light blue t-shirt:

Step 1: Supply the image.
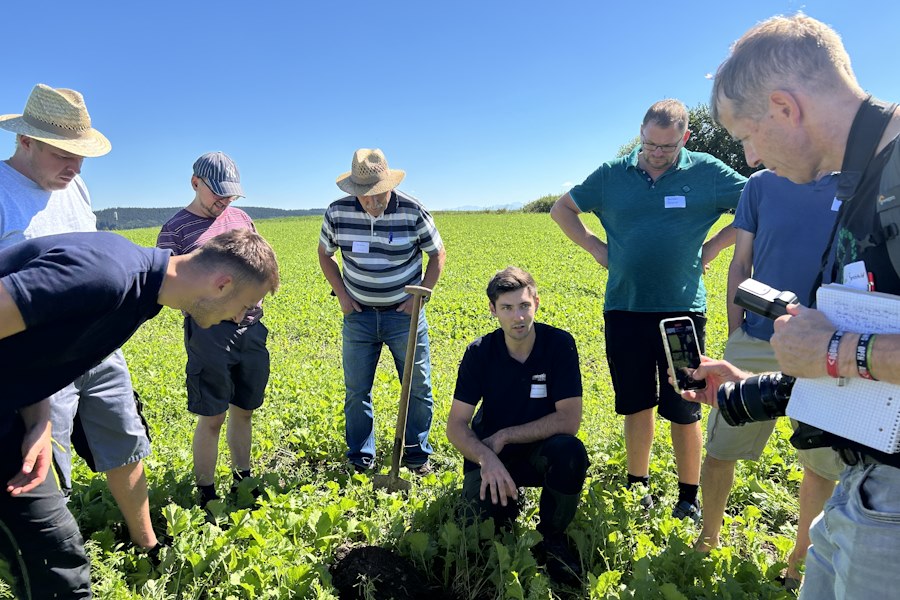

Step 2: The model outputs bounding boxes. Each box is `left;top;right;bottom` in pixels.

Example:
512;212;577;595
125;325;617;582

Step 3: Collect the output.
570;147;746;312
735;169;839;341
0;161;96;249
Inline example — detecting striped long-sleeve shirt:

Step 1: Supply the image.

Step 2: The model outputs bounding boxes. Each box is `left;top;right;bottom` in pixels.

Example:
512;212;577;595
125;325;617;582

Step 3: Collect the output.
319;190;443;306
157;206;262;324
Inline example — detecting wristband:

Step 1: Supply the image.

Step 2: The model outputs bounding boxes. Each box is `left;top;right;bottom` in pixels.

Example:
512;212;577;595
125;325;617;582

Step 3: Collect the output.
826;330;845;378
857;333;878;380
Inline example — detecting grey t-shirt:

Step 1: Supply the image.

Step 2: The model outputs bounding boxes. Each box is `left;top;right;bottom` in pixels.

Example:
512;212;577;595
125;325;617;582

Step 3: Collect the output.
0;161;97;248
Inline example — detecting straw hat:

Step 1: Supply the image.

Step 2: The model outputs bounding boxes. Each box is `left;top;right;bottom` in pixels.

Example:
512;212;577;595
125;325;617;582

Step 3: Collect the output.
0;84;111;157
336;148;405;196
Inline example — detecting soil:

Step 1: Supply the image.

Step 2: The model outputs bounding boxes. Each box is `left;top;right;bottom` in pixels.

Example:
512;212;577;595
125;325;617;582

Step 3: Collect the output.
330;544;453;600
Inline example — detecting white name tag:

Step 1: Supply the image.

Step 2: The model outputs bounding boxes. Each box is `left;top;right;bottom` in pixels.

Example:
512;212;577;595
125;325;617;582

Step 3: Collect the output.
352;241;369;253
665;196;686;208
530;384;548;398
831;197;842;212
843;260;868;290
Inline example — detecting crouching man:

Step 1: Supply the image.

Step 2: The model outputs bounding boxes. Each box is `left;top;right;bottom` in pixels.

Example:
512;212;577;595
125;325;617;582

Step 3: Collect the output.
446;267;588;586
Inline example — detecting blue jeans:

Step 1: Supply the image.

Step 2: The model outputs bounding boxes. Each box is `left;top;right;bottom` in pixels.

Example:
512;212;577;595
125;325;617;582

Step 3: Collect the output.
801;463;900;599
342;307;433;468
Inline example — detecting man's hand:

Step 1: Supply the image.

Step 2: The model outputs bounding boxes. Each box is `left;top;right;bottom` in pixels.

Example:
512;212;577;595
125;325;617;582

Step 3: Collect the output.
478;451;518;507
771;304;836;378
338;292;362;315
7;417;52;495
591;242;609;269
673;356;751;408
481;429;508;455
700;243;719;274
396;297;414;315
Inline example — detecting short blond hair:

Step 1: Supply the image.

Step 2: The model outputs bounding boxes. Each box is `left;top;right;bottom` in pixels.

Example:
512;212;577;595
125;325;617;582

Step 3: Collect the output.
193;229;280;294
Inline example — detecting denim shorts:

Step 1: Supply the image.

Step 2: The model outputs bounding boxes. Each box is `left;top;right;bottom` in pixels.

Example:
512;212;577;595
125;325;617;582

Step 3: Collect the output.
184;318;270;416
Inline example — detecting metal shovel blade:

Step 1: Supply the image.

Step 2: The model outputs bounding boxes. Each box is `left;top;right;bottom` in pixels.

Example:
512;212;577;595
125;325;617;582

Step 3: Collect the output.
372;472;412;492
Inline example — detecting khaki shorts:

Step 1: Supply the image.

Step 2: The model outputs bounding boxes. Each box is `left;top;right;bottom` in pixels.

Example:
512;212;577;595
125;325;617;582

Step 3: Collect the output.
706;329;844;480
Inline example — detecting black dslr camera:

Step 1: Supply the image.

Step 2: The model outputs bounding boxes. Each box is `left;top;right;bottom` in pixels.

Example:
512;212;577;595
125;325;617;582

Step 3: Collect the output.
716;279;798;427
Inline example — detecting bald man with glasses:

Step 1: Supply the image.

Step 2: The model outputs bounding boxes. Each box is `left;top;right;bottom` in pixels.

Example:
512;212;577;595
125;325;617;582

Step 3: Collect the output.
551;98;746;523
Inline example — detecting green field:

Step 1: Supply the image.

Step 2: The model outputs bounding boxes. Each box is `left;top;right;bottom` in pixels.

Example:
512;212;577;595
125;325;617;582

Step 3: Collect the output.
58;212;799;599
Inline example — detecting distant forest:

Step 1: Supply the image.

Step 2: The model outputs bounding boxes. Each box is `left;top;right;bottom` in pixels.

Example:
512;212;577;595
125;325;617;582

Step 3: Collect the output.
95;207;325;230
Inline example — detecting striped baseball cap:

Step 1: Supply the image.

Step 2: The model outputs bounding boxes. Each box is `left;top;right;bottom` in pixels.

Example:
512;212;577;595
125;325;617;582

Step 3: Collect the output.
193;151;244;198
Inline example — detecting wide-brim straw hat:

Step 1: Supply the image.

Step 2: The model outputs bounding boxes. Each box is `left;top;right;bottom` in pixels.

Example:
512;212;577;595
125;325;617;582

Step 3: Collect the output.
336;148;405;196
0;84;111;157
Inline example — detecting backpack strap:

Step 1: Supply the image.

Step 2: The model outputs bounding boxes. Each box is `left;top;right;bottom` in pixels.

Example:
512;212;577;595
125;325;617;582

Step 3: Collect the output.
876;139;900;276
812;97;897;301
835;96;897;201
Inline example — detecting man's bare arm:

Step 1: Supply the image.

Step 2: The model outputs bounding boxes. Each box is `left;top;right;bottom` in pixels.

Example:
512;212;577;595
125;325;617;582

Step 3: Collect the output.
726;229;754;335
317;243;361;314
0;281;26;340
481;396;582;455
550;193;608;267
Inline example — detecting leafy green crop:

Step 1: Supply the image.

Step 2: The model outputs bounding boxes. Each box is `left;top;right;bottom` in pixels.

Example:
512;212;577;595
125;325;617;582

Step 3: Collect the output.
20;213;802;599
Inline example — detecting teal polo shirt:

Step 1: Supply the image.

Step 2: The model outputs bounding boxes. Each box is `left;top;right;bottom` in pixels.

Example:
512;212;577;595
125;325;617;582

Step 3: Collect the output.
570;147;746;312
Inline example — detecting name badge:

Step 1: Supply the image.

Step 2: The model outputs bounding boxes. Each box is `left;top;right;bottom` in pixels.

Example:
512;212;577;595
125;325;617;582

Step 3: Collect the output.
530;384;548;398
843;260;868;290
352;241;369;253
831;197;842;212
665;196;686;208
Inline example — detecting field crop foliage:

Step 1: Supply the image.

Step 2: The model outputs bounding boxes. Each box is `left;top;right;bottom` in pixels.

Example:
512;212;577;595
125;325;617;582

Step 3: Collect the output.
29;212;802;599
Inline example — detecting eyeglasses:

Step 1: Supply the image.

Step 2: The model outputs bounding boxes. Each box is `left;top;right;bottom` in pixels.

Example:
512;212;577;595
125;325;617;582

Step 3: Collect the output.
641;137;682;154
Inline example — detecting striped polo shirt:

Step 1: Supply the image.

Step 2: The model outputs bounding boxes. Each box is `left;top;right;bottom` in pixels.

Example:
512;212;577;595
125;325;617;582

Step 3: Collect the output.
156;206;262;323
319;190;443;306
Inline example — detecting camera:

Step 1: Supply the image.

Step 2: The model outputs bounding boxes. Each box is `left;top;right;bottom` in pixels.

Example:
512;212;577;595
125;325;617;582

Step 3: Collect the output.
717;372;796;426
717;279;800;426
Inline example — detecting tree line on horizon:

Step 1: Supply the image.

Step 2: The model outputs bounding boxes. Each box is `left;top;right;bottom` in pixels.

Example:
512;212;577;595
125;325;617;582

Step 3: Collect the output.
523;103;758;213
95;206;326;231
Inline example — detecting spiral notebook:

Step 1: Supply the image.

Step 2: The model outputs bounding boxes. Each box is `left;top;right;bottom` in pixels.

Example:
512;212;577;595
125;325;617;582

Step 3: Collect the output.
786;284;900;453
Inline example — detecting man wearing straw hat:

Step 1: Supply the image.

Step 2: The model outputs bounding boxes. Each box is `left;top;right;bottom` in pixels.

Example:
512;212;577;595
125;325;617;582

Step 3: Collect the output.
318;148;446;474
0;85;160;553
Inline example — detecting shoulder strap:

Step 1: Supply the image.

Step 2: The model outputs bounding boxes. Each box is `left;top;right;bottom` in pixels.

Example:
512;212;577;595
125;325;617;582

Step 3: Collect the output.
835;96;897;201
812;97;897;301
876;138;900;276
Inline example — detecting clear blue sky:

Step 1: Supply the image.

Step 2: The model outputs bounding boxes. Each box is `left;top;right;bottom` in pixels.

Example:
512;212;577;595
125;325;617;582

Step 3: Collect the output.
3;1;899;211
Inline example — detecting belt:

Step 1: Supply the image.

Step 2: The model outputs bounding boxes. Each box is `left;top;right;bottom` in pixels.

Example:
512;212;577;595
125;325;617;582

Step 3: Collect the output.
361;302;402;312
837;447;895;468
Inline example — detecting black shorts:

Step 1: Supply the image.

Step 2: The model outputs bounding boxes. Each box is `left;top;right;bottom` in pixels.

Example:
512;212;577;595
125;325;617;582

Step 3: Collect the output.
604;310;705;424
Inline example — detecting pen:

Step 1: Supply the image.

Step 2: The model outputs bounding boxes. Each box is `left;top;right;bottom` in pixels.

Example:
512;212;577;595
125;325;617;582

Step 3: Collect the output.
868;272;876;292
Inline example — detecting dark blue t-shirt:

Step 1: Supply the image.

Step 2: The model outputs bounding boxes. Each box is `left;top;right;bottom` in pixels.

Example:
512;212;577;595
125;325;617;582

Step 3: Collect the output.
453;322;582;471
0;232;170;414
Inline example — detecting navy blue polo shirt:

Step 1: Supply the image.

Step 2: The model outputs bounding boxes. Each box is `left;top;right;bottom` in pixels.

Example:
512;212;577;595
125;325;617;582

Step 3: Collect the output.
453;323;582;470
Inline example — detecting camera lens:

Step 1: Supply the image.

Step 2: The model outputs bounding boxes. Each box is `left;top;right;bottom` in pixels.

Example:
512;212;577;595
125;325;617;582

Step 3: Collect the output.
716;373;795;426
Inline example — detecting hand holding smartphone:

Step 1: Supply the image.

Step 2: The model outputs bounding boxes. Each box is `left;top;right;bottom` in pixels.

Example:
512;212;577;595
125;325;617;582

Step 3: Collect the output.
660;317;706;393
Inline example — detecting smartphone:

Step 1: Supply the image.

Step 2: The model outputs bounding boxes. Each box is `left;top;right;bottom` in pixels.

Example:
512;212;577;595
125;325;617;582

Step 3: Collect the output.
659;317;706;393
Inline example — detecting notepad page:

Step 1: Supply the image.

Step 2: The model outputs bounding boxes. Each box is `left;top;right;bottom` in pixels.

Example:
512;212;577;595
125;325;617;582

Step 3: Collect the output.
785;285;900;453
